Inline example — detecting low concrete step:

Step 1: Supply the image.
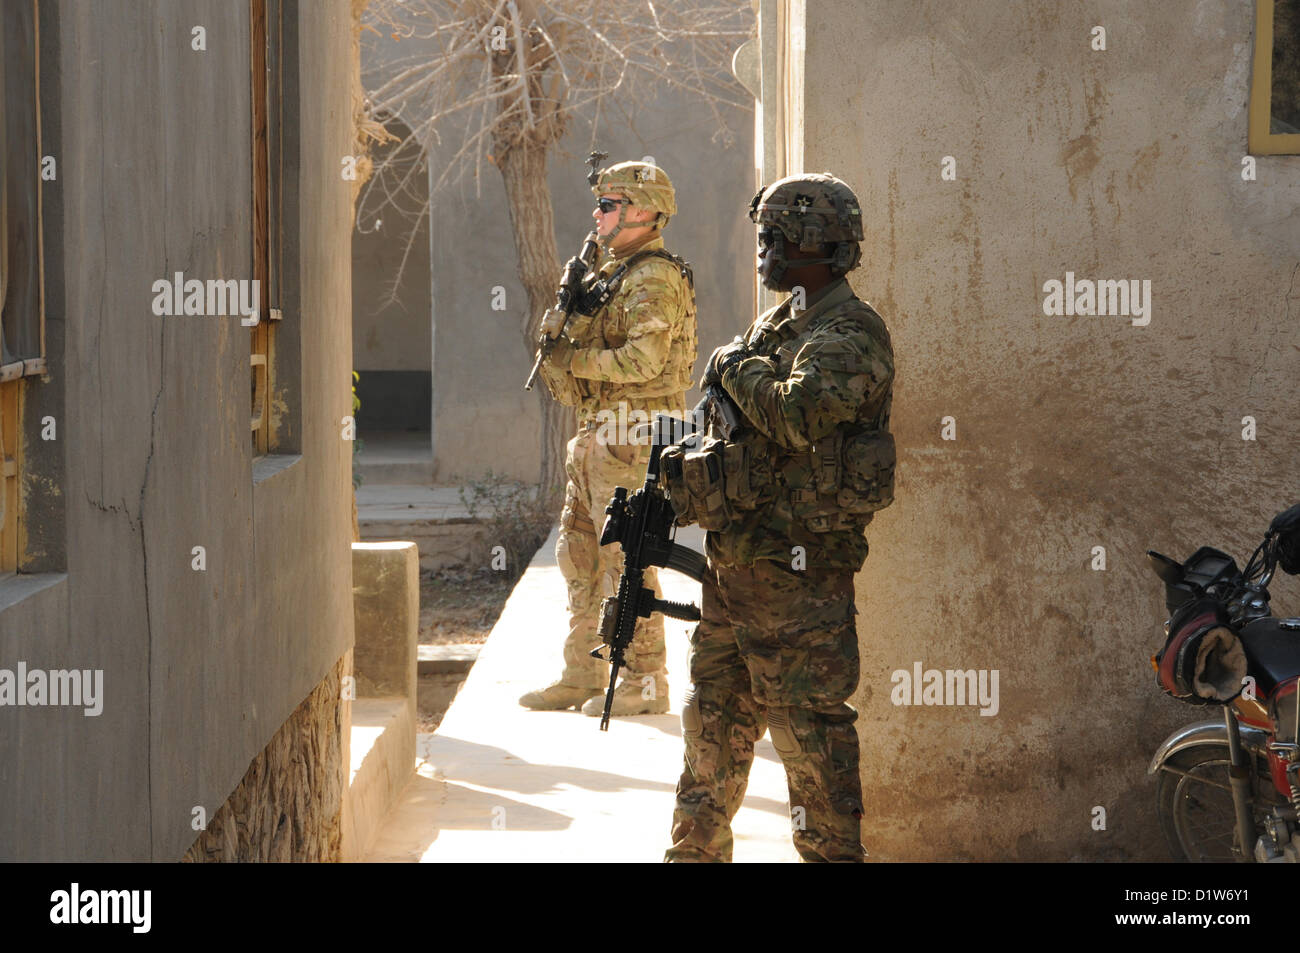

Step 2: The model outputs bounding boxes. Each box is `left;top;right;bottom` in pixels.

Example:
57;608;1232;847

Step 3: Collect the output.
341;696;415;862
355;432;435;486
418;643;482;675
358;459;436;486
356;485;475;520
357;485;485;571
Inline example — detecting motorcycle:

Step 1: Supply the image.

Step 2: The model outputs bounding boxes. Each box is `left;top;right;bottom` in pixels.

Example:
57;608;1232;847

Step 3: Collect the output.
1146;503;1300;862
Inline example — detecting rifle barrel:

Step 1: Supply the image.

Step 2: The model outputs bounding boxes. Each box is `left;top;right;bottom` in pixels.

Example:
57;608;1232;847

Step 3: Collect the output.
523;347;545;391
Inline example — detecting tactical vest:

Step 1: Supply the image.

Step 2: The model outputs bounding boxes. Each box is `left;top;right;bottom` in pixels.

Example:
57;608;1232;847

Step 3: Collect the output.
751;301;895;532
664;300;894;534
571;248;697;408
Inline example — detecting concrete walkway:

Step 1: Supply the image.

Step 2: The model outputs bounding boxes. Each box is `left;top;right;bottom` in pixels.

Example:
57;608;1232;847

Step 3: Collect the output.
355;484;474;521
355;485;481;571
366;526;799;863
355;430;434;485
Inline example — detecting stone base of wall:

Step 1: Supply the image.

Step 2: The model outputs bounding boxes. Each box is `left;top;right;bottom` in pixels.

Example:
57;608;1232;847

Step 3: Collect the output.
184;651;352;862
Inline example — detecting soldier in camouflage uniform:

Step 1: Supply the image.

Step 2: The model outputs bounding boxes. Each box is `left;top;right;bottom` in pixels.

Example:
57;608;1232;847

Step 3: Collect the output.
664;173;894;862
523;160;698;717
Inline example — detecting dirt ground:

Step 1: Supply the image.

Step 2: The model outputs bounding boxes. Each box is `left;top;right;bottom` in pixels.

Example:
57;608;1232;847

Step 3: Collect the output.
418;566;515;645
417;673;468;735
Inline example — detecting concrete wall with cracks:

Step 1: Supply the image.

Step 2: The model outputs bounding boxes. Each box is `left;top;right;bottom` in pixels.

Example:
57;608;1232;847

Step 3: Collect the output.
0;0;356;861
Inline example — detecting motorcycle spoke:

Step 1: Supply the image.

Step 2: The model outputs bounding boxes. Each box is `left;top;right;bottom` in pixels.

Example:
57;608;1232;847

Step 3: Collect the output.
1172;760;1252;862
1157;764;1233;793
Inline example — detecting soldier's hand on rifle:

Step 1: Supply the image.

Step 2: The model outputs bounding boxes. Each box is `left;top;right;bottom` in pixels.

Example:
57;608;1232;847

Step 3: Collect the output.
545;334;576;368
701;336;748;389
540;307;567;340
561;254;587;281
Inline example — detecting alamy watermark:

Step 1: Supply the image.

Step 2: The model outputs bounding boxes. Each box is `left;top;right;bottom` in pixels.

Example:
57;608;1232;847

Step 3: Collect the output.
890;662;999;716
0;662;103;716
1042;272;1151;326
151;272;260;326
590;401;701;446
49;884;150;933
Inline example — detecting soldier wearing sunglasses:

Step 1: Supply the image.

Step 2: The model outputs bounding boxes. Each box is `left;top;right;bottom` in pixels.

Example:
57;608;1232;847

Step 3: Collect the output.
526;161;698;718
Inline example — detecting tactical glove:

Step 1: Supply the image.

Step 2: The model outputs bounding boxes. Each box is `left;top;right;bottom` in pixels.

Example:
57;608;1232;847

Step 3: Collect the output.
700;336;748;389
546;334;576;369
540;307;567;340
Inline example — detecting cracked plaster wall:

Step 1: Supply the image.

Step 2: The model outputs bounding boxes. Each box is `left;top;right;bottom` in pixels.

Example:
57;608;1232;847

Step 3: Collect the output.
0;0;356;861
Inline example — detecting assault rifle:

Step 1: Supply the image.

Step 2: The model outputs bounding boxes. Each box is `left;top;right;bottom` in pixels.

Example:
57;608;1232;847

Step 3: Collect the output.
590;385;741;730
523;151;608;391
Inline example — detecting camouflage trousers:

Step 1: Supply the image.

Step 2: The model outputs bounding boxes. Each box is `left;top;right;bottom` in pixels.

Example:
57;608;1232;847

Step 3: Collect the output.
555;426;666;690
666;558;865;863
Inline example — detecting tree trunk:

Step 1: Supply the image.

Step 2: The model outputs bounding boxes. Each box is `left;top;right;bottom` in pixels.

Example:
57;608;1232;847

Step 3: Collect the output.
488;7;575;505
495;140;573;503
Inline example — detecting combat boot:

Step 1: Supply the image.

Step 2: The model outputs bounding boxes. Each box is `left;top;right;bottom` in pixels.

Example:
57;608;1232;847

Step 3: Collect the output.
518;682;600;711
581;672;669;717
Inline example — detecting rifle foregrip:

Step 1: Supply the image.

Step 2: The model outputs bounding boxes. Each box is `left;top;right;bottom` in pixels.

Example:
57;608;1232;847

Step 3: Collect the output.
654;598;701;622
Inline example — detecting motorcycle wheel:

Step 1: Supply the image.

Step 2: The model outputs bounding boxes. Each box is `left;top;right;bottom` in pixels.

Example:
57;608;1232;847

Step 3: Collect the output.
1154;742;1283;862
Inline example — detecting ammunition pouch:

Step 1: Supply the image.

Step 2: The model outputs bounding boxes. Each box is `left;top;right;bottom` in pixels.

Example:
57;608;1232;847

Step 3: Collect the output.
661;436;730;531
662;426;894;534
720;441;767;511
537;346;584;406
658;436;775;531
775;429;896;533
839;429;896;513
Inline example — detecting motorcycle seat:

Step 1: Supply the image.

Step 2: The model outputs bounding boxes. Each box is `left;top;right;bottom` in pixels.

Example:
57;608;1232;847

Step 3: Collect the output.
1239;617;1300;697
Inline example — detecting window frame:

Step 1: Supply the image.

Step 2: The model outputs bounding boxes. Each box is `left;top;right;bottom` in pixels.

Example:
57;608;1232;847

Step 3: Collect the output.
1;0;46;572
1249;0;1300;155
0;378;21;571
250;0;284;456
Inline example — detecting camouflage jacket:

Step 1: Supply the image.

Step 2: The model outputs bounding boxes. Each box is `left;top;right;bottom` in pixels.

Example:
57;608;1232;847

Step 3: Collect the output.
709;277;894;570
540;232;697;428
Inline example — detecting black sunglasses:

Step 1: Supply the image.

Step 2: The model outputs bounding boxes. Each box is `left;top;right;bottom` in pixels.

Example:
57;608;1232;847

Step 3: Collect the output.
757;227;780;248
597;197;633;213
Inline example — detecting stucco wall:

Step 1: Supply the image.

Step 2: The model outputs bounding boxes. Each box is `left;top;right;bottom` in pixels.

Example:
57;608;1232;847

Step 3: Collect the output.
0;0;356;861
359;23;756;482
787;0;1300;860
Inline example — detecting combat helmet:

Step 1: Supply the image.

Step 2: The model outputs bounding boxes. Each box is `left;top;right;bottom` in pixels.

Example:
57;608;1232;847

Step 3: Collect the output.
748;172;863;287
591;160;676;244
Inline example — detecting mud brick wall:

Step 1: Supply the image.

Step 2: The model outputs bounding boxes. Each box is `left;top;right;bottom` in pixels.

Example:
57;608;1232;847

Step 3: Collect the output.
184;652;351;863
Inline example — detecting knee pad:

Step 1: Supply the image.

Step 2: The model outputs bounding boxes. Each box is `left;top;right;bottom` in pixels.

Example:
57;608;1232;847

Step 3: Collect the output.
766;706;800;759
681;688;703;738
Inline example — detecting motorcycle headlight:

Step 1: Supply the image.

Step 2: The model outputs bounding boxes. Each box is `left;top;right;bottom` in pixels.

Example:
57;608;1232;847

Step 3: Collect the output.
1269;676;1299;745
